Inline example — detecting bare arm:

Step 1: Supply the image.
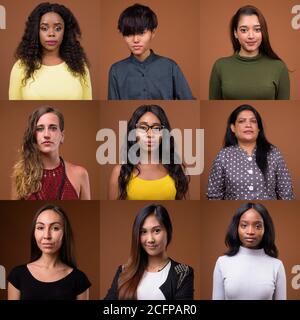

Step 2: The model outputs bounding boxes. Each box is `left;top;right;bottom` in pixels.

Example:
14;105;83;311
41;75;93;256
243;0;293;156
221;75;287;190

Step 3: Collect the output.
108;165;121;200
79;168;91;200
76;288;89;300
8;282;21;300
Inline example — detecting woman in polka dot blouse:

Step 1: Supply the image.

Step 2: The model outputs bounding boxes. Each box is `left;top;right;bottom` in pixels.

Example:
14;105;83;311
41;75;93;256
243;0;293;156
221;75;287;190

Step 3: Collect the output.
206;104;295;200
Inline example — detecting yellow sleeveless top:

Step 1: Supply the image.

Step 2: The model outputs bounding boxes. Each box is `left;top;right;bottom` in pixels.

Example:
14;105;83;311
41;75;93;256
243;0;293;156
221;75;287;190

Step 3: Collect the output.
126;175;177;200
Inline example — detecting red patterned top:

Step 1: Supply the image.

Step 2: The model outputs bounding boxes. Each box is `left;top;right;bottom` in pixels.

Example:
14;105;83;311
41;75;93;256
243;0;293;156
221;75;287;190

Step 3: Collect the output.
27;158;79;200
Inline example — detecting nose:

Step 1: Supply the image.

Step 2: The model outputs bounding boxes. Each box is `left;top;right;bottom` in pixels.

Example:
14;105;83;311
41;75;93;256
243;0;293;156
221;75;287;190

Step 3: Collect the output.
246;226;255;235
248;29;254;38
44;127;50;138
43;227;51;239
48;28;55;37
146;233;154;243
133;34;140;43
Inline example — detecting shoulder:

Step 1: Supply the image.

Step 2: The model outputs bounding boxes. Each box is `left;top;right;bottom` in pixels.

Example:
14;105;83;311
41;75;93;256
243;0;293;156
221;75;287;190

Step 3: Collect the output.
213;55;235;67
110;57;131;70
171;260;193;276
215;146;235;159
268;145;284;158
110;164;122;178
65;161;88;179
11;60;24;72
72;268;89;280
261;56;288;69
8;264;27;279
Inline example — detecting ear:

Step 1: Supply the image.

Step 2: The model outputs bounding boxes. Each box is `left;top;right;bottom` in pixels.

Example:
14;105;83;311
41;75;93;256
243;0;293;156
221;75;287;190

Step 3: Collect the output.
60;131;65;144
151;29;156;39
234;29;238;39
230;124;235;133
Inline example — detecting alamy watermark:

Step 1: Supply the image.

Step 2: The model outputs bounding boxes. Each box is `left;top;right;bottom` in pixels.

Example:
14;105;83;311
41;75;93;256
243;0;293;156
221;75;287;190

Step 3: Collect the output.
0;5;6;29
0;265;5;289
96;121;204;175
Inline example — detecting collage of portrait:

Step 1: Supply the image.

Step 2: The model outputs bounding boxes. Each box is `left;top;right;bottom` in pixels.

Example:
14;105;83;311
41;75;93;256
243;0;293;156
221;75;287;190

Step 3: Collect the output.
0;0;300;303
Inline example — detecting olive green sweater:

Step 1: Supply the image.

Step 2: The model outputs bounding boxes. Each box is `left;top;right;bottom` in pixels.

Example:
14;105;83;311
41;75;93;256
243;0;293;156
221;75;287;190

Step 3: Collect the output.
209;53;290;100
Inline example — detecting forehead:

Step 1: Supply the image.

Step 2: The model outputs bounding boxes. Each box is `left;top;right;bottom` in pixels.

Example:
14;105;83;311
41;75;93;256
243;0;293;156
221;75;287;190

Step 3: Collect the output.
236;110;256;119
238;14;260;27
37;112;60;126
36;209;63;223
40;12;64;24
142;214;161;228
138;112;161;124
240;208;263;222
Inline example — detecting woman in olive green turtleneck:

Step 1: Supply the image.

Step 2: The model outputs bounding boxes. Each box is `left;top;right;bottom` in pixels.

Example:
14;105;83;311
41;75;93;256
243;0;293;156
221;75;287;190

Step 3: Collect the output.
209;5;289;100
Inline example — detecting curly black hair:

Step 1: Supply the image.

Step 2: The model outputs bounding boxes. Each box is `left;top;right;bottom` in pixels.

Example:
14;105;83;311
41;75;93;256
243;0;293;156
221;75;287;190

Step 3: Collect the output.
15;2;89;84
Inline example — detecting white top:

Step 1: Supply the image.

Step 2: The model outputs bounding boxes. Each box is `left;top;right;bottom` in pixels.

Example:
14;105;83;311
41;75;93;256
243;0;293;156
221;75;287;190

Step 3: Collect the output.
137;261;171;300
213;246;286;300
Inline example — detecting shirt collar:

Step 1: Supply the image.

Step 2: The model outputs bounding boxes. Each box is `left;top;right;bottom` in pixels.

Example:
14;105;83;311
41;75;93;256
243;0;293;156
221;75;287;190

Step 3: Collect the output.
129;49;157;66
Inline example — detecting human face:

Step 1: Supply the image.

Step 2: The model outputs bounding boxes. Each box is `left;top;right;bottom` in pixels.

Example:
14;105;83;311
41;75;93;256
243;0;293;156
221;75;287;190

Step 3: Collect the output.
238;208;265;249
34;210;64;255
123;29;155;61
136;112;163;154
140;214;168;257
35;112;64;155
234;14;262;57
230;110;259;145
39;12;65;54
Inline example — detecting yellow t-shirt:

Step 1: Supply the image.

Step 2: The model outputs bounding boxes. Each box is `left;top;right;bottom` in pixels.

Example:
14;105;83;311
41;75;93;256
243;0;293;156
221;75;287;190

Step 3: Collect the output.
9;60;92;100
126;174;177;200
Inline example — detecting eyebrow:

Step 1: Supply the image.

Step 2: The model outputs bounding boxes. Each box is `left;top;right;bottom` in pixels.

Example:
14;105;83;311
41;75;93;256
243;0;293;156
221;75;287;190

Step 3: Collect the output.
36;221;62;225
141;224;162;231
240;220;263;223
137;122;161;125
239;24;261;28
40;22;63;26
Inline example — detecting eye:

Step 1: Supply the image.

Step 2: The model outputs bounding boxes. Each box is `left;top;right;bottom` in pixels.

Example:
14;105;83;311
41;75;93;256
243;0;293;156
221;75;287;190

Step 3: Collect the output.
36;127;44;132
40;26;48;32
55;26;62;32
136;125;148;132
152;125;164;133
240;224;247;229
49;125;58;131
154;228;161;234
240;27;247;33
255;27;261;33
36;225;43;230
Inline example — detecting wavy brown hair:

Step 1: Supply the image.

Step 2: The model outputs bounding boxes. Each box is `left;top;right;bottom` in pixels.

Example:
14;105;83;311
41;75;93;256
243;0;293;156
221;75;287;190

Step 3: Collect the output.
15;2;89;85
12;106;64;199
118;204;172;299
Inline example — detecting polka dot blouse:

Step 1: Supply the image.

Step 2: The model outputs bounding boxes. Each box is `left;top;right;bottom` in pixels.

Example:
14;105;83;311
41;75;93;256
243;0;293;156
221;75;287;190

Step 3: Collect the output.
206;145;295;200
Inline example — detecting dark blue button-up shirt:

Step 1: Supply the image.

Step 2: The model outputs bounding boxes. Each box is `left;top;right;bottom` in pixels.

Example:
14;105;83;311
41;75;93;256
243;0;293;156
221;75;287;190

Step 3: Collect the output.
108;50;195;100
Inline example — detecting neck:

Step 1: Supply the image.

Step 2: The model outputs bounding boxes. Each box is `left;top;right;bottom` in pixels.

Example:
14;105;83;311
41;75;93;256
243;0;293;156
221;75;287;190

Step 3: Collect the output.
35;253;61;269
134;49;151;62
41;153;61;169
238;141;256;155
42;50;63;66
139;148;160;164
239;49;259;58
147;252;169;272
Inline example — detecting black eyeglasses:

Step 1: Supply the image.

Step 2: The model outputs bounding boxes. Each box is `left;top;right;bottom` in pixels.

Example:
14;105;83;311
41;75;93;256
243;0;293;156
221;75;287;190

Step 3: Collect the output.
135;124;165;134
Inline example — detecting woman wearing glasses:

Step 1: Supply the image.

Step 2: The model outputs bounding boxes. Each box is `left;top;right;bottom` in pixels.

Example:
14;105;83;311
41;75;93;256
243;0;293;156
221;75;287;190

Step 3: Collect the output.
108;105;190;200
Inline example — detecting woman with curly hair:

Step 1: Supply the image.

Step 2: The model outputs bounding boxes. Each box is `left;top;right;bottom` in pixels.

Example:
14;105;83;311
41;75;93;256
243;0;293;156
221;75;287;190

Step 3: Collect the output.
9;2;92;100
12;106;91;200
108;105;190;200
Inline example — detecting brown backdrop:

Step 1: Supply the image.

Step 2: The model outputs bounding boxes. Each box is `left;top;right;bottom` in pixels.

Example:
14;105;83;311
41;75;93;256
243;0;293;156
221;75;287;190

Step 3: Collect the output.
0;0;100;99
98;101;201;200
200;100;300;199
100;200;201;299
0;101;100;200
200;0;300;99
199;201;300;300
99;0;200;99
0;200;100;300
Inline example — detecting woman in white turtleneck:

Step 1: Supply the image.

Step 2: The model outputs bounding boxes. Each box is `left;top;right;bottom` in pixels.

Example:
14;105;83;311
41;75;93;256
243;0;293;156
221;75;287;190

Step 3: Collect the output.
212;202;286;300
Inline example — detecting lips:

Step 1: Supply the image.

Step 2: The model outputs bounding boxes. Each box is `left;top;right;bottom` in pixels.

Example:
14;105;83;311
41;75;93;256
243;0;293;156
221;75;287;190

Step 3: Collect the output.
132;46;142;50
46;41;57;46
42;141;53;144
42;243;53;247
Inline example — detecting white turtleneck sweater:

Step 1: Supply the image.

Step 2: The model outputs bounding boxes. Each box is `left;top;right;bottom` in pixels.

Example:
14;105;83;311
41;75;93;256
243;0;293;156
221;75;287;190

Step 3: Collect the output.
212;246;286;300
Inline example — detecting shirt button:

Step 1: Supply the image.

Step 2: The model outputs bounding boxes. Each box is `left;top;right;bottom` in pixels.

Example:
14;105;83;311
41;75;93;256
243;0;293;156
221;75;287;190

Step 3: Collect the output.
248;186;254;191
247;157;252;161
247;169;253;174
142;74;145;77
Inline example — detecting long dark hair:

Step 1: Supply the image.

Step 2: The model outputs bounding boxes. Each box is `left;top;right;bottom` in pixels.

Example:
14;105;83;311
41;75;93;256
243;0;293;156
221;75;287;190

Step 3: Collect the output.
225;202;278;258
224;104;272;178
30;204;76;268
118;204;172;299
230;5;281;60
15;2;89;84
118;105;189;200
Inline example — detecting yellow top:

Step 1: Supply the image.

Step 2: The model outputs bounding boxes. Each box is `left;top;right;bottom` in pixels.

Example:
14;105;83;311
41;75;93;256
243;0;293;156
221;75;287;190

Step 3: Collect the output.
127;174;176;200
9;60;92;100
